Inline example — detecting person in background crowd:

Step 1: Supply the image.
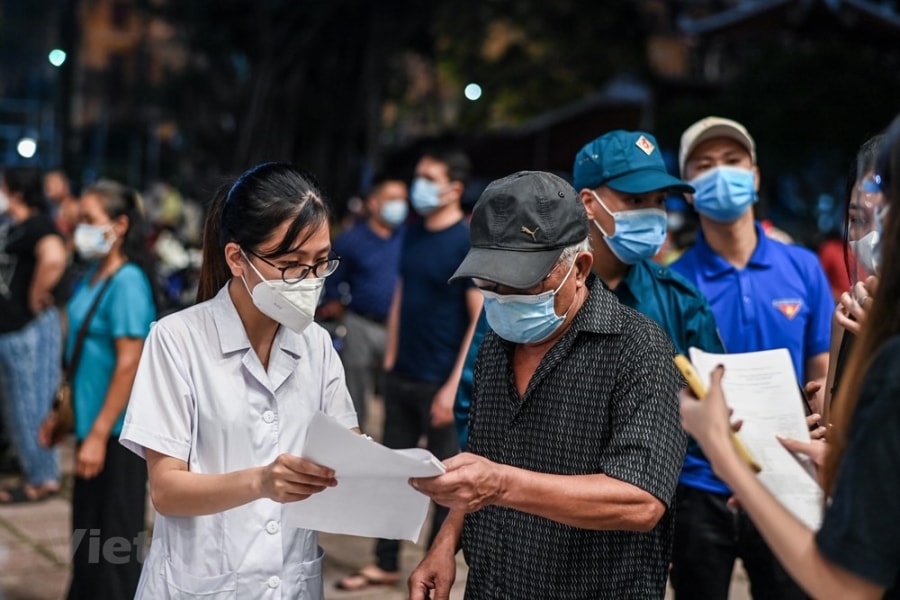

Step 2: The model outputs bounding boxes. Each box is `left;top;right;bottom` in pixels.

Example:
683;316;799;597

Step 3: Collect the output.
39;180;156;598
338;148;479;592
0;166;67;504
120;162;356;599
679;112;900;600
670;116;834;600
44;169;80;244
319;175;407;430
410;171;686;599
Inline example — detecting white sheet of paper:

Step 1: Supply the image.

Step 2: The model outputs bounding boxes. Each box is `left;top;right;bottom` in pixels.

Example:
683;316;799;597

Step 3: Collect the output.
688;347;823;530
282;411;446;541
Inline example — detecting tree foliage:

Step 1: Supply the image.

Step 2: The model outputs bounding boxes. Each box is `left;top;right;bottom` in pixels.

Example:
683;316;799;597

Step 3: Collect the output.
151;0;648;204
151;0;435;203
431;0;647;131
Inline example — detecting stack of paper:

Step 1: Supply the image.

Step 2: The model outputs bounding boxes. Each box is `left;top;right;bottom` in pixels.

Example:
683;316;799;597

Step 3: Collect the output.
689;347;824;530
283;411;446;541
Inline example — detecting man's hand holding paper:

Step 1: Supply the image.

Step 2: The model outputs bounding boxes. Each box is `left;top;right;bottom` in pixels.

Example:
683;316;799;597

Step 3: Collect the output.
410;452;504;513
283;411;446;541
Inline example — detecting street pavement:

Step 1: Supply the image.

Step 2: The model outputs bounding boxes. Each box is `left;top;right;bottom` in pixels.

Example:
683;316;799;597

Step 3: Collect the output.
0;439;465;600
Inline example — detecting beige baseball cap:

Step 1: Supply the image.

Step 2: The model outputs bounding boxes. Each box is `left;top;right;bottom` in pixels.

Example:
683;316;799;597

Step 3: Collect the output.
679;116;757;176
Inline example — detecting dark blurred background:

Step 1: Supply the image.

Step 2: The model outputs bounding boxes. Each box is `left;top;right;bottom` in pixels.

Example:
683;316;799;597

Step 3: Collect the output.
2;0;900;246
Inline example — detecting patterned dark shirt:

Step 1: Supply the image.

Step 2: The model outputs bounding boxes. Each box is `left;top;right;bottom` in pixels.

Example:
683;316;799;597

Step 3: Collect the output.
462;275;687;599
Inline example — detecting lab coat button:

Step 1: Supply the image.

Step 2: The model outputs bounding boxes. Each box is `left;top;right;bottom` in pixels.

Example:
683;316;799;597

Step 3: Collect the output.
262;410;276;424
266;520;279;534
268;575;281;588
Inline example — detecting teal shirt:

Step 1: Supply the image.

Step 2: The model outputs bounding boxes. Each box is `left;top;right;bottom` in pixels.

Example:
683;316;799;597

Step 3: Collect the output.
611;260;724;357
65;263;156;441
454;311;489;451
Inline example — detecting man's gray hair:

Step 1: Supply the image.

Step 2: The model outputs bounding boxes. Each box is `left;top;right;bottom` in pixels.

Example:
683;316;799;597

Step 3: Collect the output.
558;235;592;265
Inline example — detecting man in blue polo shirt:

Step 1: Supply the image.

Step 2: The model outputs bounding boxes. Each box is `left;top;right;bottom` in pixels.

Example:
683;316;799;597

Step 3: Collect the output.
320;175;407;430
670;116;833;600
572;130;724;357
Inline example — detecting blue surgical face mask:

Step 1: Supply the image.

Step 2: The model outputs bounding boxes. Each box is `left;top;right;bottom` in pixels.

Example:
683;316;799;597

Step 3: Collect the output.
690;165;757;222
590;191;667;265
410;177;443;216
480;260;576;344
380;198;408;228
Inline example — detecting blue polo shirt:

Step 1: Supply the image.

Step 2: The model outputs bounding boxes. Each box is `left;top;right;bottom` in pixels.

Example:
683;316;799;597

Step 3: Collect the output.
671;221;833;493
324;221;404;321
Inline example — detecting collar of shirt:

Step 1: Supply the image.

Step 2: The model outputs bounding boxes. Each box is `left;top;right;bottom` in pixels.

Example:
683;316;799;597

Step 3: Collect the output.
611;260;655;310
694;221;774;279
567;274;623;336
210;284;305;359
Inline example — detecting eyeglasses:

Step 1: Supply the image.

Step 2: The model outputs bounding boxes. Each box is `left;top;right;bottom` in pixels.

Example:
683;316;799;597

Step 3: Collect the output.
244;248;341;284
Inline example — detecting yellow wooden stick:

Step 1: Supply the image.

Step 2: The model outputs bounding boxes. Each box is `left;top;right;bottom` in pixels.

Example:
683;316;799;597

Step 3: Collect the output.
674;355;763;474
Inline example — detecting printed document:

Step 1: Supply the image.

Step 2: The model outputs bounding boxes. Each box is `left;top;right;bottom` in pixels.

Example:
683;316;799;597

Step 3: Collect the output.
283;411;446;541
689;347;823;529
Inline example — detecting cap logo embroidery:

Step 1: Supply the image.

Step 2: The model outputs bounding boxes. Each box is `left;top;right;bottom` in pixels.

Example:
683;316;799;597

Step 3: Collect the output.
772;299;803;320
635;135;655;156
520;226;540;242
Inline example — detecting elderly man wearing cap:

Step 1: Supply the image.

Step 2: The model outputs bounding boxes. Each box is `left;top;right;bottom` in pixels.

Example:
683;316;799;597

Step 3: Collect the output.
669;117;834;600
573;129;724;357
408;171;686;600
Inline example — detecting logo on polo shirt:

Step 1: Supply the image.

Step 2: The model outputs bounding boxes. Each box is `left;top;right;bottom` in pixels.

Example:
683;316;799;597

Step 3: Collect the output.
773;299;803;319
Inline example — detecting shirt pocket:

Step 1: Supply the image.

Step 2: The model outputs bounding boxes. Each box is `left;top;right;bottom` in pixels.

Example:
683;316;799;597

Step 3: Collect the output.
164;558;236;599
285;546;325;600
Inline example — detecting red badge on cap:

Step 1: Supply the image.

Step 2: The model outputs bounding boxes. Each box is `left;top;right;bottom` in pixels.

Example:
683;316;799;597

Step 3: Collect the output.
635;135;655;156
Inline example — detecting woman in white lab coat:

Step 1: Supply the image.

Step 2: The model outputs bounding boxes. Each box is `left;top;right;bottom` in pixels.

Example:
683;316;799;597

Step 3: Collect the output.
120;162;358;599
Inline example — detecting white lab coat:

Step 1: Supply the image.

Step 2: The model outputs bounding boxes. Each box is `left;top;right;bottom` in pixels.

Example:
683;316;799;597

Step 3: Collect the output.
120;284;357;599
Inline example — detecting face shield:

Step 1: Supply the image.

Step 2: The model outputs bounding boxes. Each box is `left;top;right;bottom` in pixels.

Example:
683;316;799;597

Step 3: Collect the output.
846;172;885;284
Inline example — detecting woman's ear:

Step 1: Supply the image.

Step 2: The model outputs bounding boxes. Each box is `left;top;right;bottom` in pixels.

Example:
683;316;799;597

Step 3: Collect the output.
224;242;245;278
112;214;129;239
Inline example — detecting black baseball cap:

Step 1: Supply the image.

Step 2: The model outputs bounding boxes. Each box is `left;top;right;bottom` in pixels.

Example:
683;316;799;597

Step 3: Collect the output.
450;171;588;289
